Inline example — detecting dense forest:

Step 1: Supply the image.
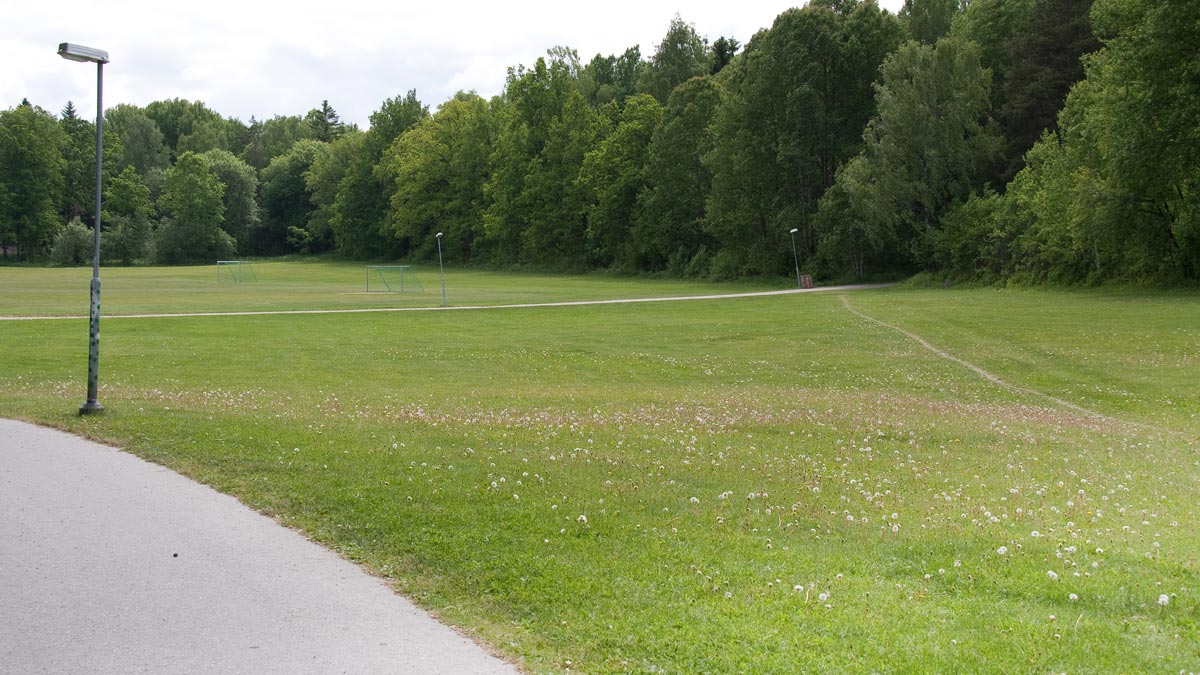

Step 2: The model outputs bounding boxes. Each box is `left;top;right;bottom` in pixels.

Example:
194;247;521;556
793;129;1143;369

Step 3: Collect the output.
1;0;1197;284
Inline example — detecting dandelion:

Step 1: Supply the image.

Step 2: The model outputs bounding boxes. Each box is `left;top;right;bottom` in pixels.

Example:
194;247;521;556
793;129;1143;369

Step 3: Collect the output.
818;592;830;602
690;497;700;504
1158;594;1169;607
997;546;1008;555
1069;593;1079;601
1031;530;1041;538
577;515;588;524
1047;570;1059;581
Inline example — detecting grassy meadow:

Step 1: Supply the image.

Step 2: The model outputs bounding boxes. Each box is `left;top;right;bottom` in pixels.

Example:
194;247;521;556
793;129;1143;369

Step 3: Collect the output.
1;263;1197;674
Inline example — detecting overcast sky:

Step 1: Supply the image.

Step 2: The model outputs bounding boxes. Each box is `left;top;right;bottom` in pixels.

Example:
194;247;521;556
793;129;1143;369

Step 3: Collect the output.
4;0;905;129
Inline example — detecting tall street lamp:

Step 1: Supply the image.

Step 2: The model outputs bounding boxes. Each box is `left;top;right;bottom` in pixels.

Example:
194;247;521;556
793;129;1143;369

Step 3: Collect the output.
59;42;109;415
788;227;801;289
435;232;446;307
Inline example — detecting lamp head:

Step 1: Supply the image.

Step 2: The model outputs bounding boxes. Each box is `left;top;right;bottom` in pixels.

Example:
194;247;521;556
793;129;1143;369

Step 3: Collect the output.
436;232;443;238
789;228;798;234
58;43;109;64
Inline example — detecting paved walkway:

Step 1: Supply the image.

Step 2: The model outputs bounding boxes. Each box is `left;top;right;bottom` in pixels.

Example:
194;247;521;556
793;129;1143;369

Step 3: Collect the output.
0;419;521;675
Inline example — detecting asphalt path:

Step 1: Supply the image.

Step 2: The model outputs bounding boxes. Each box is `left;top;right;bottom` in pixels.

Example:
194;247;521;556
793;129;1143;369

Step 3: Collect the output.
0;419;521;675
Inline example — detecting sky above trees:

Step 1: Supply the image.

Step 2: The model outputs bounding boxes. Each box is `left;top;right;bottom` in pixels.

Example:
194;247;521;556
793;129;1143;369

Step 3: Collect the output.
4;0;905;128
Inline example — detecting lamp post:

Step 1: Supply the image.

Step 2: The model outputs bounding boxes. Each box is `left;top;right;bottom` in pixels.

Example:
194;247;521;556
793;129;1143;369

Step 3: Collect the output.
788;227;801;289
59;42;109;415
435;232;446;307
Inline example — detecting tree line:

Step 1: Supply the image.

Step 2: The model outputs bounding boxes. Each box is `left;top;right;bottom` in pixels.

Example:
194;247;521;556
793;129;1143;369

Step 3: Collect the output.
2;0;1196;285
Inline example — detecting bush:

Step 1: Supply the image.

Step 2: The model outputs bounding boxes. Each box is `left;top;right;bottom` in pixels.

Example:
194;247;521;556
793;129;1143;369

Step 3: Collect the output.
50;219;94;266
152;219;236;264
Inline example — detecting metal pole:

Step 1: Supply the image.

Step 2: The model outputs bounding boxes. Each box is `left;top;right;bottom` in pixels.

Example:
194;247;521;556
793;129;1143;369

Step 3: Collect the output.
436;234;446;306
80;60;104;414
789;228;801;289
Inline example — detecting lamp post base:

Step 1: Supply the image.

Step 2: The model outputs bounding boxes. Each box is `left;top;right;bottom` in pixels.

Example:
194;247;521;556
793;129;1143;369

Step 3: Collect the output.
79;400;104;415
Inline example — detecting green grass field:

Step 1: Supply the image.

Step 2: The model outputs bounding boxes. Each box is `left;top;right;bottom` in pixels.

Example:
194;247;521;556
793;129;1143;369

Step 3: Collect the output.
2;263;1197;674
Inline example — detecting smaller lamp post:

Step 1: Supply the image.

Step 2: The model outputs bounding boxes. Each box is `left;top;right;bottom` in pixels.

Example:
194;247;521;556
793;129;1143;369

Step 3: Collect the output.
435;232;446;306
788;228;801;289
59;42;109;415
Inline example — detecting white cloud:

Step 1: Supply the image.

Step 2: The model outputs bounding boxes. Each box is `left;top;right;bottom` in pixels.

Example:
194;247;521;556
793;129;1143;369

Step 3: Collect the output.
5;0;907;126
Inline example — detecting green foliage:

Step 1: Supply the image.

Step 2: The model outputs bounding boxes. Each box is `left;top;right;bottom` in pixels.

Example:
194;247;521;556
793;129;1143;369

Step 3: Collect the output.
0;103;67;258
580;47;643;106
577;93;662;268
817;37;1003;276
1002;0;1200;284
100;166;154;265
154;151;232;263
201;149;260;252
305;100;346;143
638;15;711;104
900;0;960;44
483;52;600;266
49;217;93;265
239;115;313;171
368;90;429;150
997;0;1098;182
707;3;905;277
143;98;226;159
258;139;329;254
379;93;495;261
633;77;720;273
105;104;170;176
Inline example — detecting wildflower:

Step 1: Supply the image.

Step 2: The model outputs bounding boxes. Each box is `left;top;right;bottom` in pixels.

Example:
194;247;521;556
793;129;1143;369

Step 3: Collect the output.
997;546;1008;555
1069;593;1079;601
690;497;700;504
577;514;588;524
1158;594;1169;607
1047;571;1059;581
818;592;830;602
1031;530;1041;538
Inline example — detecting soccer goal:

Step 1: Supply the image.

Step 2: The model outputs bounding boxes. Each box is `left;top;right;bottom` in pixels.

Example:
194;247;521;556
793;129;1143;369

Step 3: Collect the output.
366;265;424;293
217;260;256;283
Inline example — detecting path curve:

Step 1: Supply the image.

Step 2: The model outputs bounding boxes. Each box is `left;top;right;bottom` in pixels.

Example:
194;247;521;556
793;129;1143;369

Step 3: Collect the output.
839;296;1136;428
1;284;895;321
0;419;521;675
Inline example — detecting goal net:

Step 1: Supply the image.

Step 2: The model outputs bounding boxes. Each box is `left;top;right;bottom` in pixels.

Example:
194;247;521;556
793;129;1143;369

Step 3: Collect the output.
366;265;424;293
217;260;257;283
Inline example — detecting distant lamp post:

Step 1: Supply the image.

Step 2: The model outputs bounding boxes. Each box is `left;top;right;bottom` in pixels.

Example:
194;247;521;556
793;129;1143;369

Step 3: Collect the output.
435;232;446;307
788;227;801;289
59;42;109;415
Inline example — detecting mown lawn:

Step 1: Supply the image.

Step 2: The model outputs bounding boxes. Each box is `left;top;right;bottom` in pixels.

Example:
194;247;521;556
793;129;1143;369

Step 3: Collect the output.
1;266;1197;674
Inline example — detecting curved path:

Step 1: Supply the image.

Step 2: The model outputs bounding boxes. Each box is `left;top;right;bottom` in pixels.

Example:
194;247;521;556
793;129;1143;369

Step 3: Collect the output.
0;419;520;675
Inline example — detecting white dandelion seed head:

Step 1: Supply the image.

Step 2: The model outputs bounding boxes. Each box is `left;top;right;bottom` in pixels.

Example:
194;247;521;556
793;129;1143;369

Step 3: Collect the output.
577;514;588;524
818;592;830;602
997;546;1008;555
1069;593;1079;601
1047;570;1059;581
1158;594;1169;607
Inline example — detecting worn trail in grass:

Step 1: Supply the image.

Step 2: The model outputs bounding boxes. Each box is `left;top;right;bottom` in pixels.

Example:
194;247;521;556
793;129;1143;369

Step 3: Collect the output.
1;272;1197;674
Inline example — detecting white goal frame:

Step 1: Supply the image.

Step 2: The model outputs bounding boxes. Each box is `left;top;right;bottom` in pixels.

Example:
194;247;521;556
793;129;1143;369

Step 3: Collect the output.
216;260;256;283
365;265;424;293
